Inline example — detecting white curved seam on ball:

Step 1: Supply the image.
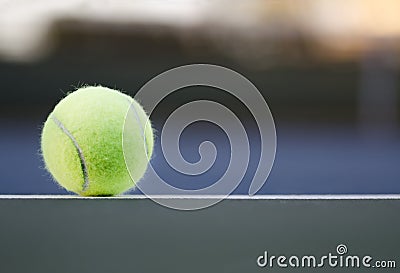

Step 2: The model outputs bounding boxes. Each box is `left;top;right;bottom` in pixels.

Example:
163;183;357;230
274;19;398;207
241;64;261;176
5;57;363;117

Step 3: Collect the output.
127;99;148;157
51;115;90;192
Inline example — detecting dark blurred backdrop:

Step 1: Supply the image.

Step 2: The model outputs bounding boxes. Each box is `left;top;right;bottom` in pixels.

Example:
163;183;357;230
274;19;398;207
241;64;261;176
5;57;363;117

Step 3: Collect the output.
0;1;399;194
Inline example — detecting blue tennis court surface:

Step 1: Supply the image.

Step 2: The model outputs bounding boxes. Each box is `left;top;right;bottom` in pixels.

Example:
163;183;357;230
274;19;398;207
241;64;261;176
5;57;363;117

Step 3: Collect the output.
1;119;399;195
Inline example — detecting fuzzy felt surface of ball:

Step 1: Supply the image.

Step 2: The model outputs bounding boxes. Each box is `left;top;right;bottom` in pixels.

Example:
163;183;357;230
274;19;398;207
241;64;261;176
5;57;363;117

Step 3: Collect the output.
41;86;154;196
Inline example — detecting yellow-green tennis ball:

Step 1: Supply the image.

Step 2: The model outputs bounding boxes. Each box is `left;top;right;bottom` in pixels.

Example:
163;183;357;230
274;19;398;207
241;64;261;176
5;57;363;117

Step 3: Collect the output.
41;86;154;196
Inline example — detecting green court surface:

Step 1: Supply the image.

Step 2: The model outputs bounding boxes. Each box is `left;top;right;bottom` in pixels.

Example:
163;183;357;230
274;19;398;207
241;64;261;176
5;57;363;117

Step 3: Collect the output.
0;195;398;273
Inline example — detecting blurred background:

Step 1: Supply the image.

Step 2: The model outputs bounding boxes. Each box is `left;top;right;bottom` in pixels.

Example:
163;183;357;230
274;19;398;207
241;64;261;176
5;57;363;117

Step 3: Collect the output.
0;0;399;195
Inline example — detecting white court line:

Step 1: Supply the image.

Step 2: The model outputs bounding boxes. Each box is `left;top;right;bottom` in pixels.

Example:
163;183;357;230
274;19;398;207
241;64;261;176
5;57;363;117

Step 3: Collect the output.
0;195;399;200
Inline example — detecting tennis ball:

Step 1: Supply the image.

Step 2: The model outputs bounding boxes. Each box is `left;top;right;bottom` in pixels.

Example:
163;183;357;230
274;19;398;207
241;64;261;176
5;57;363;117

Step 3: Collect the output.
41;86;154;196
